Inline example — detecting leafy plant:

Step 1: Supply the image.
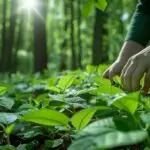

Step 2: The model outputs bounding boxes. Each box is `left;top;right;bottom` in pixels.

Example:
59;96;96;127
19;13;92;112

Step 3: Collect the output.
0;66;150;149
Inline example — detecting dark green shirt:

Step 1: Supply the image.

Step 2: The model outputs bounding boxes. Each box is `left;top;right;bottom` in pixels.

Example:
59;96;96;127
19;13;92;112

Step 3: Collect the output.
125;0;150;46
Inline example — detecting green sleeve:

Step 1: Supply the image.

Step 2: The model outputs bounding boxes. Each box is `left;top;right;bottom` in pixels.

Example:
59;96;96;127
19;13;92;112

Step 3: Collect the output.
125;0;150;46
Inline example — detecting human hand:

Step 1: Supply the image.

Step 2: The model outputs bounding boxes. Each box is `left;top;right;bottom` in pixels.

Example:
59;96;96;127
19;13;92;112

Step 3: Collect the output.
121;46;150;94
103;41;144;84
103;59;126;82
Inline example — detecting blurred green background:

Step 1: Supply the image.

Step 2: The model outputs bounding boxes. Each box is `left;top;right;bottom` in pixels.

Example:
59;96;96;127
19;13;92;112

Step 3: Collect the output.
0;0;138;74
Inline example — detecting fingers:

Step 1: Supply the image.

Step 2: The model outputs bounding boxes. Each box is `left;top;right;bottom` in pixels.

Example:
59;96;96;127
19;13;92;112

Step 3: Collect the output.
103;69;110;79
132;67;145;91
142;69;150;94
121;59;133;91
121;57;145;92
103;67;119;84
109;69;119;84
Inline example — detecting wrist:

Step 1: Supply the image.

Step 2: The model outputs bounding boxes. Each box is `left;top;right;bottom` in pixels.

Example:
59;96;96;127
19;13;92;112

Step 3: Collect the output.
118;40;144;62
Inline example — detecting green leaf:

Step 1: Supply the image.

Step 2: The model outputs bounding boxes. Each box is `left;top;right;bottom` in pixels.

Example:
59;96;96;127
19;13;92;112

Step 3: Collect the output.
141;112;150;124
94;0;108;11
0;86;7;95
69;118;148;150
71;106;110;130
92;77;123;95
76;87;97;96
86;65;97;74
17;144;27;150
5;123;16;135
111;92;139;114
0;97;14;109
0;113;17;125
45;139;63;149
57;74;74;91
21;109;69;127
97;64;109;76
0;145;16;150
82;0;94;17
47;86;60;93
113;115;139;131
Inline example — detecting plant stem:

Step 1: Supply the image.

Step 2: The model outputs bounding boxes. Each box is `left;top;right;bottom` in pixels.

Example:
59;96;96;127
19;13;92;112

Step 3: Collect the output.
0;123;10;145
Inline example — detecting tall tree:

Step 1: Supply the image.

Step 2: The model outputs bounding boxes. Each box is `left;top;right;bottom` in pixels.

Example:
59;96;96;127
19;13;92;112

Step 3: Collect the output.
60;0;69;71
1;0;7;72
1;0;17;72
13;10;26;72
33;0;48;72
77;0;82;68
92;8;108;65
70;0;77;70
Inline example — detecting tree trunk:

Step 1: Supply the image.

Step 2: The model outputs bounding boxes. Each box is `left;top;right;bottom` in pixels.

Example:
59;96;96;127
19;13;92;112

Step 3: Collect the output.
60;0;69;71
70;0;77;70
92;8;108;65
1;0;17;72
1;0;7;72
13;10;25;72
33;0;48;73
77;0;82;68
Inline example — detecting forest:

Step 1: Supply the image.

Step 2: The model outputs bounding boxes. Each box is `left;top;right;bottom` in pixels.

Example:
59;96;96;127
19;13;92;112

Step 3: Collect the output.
1;0;150;150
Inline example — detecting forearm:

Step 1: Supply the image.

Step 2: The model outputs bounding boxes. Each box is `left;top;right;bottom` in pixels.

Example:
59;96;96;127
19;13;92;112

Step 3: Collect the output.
125;1;150;46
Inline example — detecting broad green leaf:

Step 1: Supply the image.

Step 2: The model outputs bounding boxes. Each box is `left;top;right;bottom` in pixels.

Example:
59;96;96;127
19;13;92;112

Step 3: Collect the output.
5;123;16;135
47;86;60;93
113;116;139;131
66;97;88;109
21;109;69;127
92;77;123;95
0;86;7;95
45;139;63;149
69;118;148;150
17;104;34;111
17;144;27;150
0;145;16;150
71;106;110;130
94;0;108;11
97;64;109;76
17;128;42;138
57;75;74;91
86;65;97;74
141;112;150;124
111;92;139;114
0;113;17;125
47;77;57;86
82;0;94;17
0;97;14;109
76;87;97;96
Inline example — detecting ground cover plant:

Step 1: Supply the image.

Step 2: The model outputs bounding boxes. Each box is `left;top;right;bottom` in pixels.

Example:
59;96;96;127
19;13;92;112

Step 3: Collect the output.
0;65;150;150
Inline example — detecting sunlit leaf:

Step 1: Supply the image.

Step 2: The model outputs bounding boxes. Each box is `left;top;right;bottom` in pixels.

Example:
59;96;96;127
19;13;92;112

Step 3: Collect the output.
0;97;14;109
0;113;17;125
71;106;110;130
0;86;7;95
95;0;108;11
47;86;61;93
111;92;139;114
21;109;69;127
82;0;94;17
69;118;148;150
58;75;74;91
86;65;97;74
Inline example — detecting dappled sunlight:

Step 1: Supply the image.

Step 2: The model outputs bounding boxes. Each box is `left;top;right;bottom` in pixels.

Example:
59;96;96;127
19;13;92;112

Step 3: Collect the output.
20;0;37;12
19;0;43;20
